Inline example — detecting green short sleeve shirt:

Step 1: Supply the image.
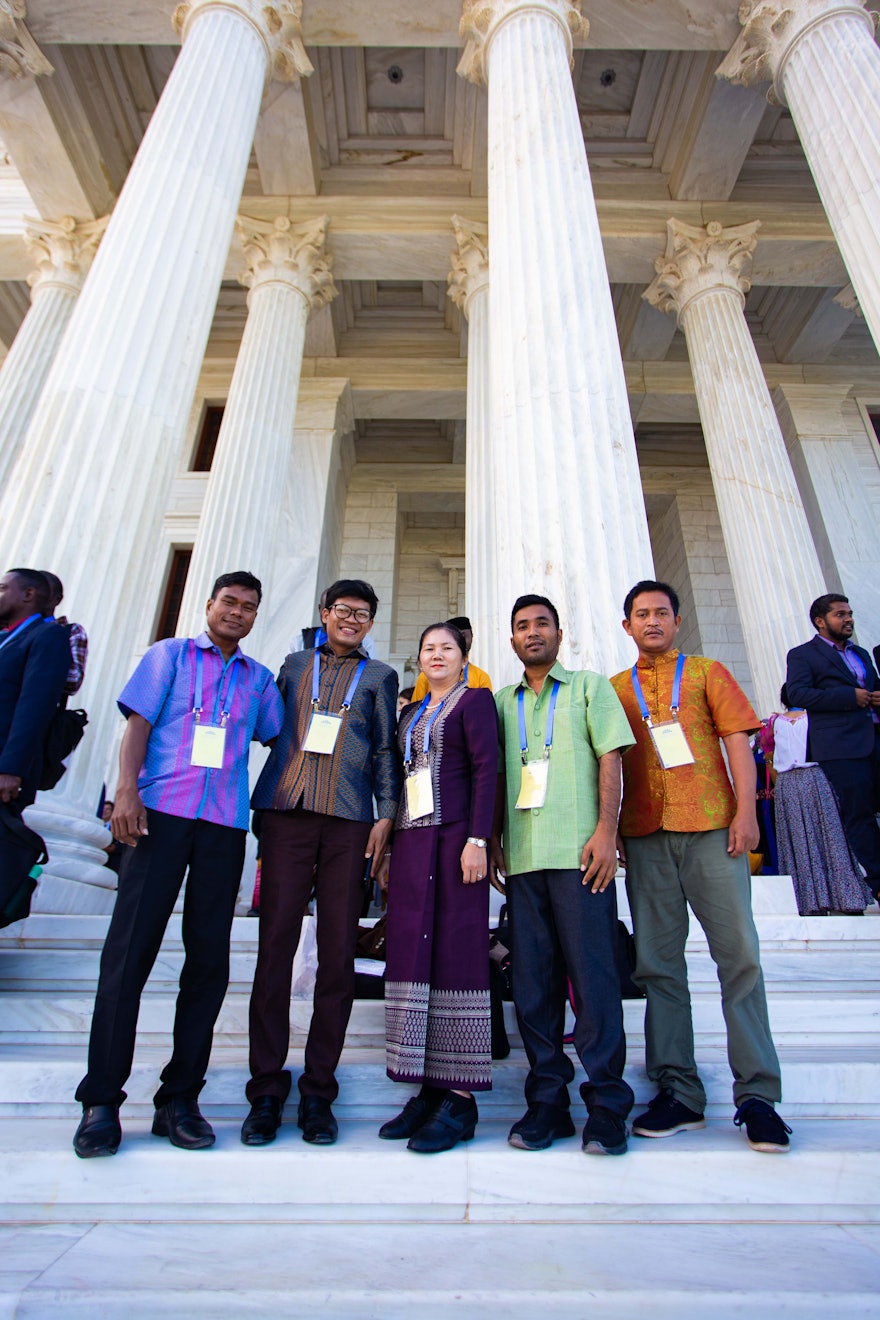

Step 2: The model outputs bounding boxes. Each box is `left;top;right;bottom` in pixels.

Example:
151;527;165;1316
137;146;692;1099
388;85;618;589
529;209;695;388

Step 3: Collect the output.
495;661;636;875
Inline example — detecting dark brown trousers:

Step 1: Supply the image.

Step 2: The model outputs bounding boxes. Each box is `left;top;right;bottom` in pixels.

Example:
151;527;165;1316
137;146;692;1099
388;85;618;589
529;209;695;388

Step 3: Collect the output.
246;807;371;1104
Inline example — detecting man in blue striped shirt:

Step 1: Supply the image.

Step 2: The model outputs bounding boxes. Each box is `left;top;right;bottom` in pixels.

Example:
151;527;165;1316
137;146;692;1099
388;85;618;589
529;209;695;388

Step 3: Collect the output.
73;571;283;1159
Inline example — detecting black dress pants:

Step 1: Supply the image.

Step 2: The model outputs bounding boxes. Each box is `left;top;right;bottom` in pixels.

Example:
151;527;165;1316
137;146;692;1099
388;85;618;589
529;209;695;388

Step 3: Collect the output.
75;809;245;1109
821;727;880;894
246;807;371;1104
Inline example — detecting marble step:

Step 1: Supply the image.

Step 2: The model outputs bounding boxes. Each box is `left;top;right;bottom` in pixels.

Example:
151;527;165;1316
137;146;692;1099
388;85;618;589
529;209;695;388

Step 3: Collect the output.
0;1116;876;1227
1;988;877;1048
2;1046;877;1118
3;1220;879;1320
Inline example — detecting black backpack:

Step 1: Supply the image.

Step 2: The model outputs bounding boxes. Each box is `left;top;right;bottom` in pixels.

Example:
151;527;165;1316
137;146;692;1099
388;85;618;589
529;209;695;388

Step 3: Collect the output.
39;696;88;792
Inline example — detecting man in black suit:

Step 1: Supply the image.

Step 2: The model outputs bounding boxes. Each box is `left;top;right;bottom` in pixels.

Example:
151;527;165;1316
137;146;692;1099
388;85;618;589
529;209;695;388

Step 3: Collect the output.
786;593;880;905
0;568;71;867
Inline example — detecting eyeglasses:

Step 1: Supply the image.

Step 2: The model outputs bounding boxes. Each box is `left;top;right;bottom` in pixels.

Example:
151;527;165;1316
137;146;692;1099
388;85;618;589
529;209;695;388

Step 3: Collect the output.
328;603;372;624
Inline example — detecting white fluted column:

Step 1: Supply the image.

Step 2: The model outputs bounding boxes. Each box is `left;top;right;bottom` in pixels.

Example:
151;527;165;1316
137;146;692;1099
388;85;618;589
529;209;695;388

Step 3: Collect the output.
6;0;313;905
448;216;504;684
719;0;880;354
458;0;652;674
645;219;826;716
0;216;105;491
178;215;336;645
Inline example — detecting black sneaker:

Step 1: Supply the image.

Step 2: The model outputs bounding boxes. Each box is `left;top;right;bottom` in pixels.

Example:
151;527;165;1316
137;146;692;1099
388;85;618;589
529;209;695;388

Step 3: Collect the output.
508;1102;576;1151
582;1106;628;1156
632;1090;706;1138
733;1099;791;1153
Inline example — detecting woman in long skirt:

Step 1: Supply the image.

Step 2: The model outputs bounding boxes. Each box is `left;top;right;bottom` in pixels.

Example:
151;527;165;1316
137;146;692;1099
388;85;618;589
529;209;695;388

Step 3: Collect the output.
376;622;498;1152
771;686;872;915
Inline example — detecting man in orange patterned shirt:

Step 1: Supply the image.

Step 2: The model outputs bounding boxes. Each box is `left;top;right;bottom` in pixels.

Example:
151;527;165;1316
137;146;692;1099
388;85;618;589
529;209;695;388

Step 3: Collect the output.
611;580;791;1154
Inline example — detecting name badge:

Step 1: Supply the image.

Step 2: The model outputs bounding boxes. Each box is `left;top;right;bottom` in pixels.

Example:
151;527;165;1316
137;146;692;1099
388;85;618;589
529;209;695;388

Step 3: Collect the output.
515;758;549;810
649;720;695;769
405;767;434;821
303;712;342;755
191;724;226;769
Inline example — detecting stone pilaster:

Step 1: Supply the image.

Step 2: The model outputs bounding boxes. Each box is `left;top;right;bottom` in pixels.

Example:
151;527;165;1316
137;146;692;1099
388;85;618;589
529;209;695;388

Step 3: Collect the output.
0;216;105;491
458;0;653;676
3;1;312;906
645;218;826;716
448;216;501;684
719;0;880;354
177;215;336;652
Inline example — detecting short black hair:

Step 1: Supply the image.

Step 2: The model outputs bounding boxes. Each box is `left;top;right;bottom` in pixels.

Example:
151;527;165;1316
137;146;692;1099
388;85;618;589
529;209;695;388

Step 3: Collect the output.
39;570;63;607
510;594;560;631
324;579;379;618
210;571;262;604
418;621;467;657
809;593;848;629
447;616;472;632
623;579;680;620
8;567;51;611
399;686;414;702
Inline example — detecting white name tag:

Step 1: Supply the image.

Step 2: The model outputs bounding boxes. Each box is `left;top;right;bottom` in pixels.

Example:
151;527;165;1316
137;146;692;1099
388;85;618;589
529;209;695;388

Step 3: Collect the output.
406;767;434;820
303;712;342;755
649;720;695;769
191;724;227;769
515;758;549;810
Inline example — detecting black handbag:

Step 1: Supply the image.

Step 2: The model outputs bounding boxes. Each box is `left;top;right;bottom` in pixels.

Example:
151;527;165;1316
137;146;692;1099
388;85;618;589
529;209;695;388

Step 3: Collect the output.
0;804;47;928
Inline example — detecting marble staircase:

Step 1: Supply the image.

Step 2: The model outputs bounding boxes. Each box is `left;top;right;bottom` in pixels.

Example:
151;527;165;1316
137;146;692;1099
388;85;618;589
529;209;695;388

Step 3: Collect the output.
0;876;878;1317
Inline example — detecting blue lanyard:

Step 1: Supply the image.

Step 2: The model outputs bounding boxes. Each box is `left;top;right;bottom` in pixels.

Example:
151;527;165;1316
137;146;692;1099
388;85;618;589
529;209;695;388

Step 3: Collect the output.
631;653;686;725
193;645;240;726
404;691;450;766
312;648;367;711
0;613;41;652
463;661;469;684
517;679;561;764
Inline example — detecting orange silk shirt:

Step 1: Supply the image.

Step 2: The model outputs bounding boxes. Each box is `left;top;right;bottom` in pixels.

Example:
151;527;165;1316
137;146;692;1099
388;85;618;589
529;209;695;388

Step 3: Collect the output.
610;650;758;838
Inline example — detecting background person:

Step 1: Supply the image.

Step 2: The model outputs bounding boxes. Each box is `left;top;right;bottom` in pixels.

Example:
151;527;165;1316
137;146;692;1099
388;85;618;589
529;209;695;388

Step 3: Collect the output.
412;615;492;701
376;622;498;1153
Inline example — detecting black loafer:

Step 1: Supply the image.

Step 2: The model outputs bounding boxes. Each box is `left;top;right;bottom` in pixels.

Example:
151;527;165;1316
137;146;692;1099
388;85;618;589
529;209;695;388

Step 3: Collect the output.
73;1104;121;1159
152;1097;215;1150
297;1095;338;1145
241;1095;283;1146
378;1088;440;1140
407;1096;478;1153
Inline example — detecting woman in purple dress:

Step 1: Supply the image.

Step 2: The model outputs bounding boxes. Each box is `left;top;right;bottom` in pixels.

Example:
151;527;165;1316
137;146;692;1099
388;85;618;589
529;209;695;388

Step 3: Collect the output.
376;622;498;1153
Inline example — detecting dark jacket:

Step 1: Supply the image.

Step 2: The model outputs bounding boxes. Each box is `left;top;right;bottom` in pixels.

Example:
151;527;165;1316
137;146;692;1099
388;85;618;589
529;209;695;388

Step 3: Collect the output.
0;616;72;805
252;644;401;823
786;634;879;761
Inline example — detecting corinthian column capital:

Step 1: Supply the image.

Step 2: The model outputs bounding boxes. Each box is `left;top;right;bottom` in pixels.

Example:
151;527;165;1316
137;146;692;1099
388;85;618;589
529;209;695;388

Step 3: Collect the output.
173;0;313;84
236;215;336;309
24;215;108;296
717;0;874;103
0;1;52;79
448;216;489;314
644;218;761;323
457;0;588;85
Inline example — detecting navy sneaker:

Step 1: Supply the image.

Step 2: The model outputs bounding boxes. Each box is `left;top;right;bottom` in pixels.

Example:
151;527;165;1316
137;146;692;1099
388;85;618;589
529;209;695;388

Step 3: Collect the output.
582;1106;628;1156
508;1102;576;1151
734;1099;791;1153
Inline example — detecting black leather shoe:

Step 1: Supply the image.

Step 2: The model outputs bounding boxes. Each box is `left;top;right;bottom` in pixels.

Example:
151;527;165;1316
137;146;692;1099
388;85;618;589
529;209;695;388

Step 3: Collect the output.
508;1102;575;1151
152;1097;215;1150
407;1096;478;1153
241;1096;283;1146
297;1095;338;1145
73;1104;121;1159
378;1088;440;1140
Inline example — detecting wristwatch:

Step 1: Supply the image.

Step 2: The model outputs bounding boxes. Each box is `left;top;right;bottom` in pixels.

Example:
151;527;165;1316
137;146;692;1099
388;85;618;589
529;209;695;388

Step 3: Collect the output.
466;836;487;848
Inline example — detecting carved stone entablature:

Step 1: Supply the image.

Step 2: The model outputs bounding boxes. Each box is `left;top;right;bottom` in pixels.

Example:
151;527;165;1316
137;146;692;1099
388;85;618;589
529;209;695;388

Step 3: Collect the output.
717;0;875;105
0;1;52;80
172;0;313;85
644;218;761;324
448;216;489;315
457;0;588;85
24;215;108;296
236;215;337;309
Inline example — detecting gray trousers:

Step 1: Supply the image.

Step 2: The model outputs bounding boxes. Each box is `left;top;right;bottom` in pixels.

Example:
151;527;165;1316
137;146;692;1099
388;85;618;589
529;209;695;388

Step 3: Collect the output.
625;828;781;1112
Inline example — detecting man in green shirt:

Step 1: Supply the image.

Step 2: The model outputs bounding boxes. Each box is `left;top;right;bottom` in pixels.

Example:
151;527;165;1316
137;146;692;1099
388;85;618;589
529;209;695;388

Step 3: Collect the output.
492;595;636;1155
